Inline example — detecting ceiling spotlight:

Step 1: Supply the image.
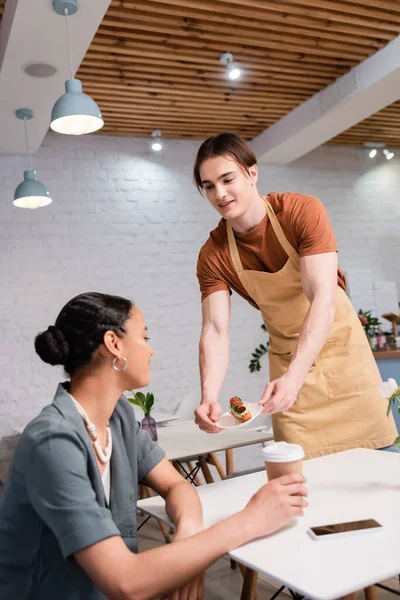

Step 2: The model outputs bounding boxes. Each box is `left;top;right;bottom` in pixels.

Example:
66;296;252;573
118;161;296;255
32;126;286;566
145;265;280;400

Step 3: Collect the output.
383;148;394;160
363;141;384;159
151;129;163;151
13;109;52;209
220;52;241;81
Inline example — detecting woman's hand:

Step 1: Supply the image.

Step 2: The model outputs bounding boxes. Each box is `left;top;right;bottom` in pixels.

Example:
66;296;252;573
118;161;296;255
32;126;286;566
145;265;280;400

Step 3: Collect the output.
242;473;308;541
162;521;205;600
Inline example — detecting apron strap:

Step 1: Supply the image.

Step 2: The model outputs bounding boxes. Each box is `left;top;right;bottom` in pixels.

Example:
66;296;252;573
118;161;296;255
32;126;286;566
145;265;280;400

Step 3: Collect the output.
262;196;298;258
226;222;244;272
226;195;299;275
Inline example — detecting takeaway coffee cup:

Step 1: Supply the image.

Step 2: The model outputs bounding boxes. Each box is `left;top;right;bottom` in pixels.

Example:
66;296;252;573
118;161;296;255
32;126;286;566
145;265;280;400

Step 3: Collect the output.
262;441;305;481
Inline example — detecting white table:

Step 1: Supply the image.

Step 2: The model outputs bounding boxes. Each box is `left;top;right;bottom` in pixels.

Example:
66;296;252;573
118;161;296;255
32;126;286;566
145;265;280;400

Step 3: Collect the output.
157;420;274;461
155;420;274;484
137;448;400;600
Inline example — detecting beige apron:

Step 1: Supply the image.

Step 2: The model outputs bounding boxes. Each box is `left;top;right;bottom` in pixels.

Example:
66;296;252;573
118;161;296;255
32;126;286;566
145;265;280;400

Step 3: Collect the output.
227;197;397;459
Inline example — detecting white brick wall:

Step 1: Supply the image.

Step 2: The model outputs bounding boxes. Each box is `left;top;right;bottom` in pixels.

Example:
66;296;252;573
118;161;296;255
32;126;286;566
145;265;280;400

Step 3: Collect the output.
1;134;400;475
0;133;269;443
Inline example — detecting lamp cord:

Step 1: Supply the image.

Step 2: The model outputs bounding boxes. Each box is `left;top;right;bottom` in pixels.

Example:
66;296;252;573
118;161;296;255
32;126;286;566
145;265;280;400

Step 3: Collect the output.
64;8;74;79
23;118;32;170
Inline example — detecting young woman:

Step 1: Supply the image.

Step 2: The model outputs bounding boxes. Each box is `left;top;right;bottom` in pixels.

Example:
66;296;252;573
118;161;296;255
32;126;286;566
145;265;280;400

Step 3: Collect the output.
0;292;307;600
193;132;397;459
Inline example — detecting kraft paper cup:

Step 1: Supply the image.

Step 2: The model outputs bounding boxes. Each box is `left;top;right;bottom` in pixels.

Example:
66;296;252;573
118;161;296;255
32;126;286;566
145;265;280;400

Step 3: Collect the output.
262;441;305;481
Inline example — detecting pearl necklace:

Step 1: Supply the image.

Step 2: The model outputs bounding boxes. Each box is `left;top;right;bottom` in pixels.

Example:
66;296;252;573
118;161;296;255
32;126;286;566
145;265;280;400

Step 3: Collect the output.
70;396;112;464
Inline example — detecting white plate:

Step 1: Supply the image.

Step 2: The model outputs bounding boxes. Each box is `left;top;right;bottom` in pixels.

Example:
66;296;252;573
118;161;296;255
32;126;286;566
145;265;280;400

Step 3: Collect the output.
216;402;263;429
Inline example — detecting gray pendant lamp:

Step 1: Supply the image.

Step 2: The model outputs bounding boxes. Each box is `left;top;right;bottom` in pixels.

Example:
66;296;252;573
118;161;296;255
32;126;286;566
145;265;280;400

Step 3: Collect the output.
50;0;103;135
13;109;52;209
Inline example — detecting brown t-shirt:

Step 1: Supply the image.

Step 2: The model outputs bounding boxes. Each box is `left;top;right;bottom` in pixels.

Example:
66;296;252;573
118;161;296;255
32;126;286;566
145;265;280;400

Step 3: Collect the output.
196;192;346;309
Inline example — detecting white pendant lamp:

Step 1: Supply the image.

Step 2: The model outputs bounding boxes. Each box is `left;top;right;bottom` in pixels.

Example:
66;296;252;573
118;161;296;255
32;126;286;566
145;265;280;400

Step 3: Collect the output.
13;109;52;210
50;0;103;135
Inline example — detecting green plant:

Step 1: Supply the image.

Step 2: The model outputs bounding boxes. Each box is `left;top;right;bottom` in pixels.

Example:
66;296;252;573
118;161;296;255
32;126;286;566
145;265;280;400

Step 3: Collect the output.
127;391;154;416
249;324;268;373
357;309;381;337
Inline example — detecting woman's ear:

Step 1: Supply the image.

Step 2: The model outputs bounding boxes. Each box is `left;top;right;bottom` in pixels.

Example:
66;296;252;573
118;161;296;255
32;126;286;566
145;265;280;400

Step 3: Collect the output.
102;330;123;358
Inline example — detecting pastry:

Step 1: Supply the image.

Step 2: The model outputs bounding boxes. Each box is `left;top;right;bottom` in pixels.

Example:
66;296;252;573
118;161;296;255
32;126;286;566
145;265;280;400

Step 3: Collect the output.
229;396;252;423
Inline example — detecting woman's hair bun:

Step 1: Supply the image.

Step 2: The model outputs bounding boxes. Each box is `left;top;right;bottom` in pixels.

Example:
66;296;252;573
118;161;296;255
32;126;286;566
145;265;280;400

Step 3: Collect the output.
34;325;69;366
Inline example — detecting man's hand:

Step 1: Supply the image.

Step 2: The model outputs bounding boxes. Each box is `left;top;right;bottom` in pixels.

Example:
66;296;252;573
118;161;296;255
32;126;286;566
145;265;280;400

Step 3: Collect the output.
258;374;303;414
194;402;222;433
162;522;205;600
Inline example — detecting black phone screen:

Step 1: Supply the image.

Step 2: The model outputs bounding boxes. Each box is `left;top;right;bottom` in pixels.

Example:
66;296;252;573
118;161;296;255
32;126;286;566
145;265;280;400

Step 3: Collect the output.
310;519;382;536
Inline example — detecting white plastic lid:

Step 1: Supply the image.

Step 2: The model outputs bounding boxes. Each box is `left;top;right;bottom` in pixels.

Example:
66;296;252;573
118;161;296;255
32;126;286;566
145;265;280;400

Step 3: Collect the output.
262;441;304;463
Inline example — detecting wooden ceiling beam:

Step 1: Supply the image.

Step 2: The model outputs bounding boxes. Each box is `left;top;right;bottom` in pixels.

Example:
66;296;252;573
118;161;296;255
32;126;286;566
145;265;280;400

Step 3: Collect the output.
78;65;328;90
80;58;336;85
342;0;400;13
90;38;356;67
129;0;400;32
210;0;400;25
89;96;302;113
278;0;400;23
85;89;307;107
83;50;348;77
102;11;388;49
107;1;397;40
97;25;370;61
82;79;310;101
97;101;293;115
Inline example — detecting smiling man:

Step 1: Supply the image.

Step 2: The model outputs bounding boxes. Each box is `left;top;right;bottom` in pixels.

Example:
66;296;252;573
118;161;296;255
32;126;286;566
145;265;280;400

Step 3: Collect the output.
193;132;397;459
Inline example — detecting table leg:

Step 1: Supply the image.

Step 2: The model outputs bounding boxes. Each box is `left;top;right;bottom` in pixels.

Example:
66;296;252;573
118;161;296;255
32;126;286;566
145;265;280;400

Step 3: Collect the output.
208;452;226;479
364;586;378;600
225;448;234;476
341;587;378;600
198;456;214;483
240;566;258;600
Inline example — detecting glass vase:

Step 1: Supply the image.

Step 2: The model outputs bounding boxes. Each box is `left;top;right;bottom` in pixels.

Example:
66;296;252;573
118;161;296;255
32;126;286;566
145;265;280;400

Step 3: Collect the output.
141;414;158;441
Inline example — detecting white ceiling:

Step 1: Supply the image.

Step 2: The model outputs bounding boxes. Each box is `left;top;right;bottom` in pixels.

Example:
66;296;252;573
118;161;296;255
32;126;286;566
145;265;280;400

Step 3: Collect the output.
251;34;400;164
0;0;111;155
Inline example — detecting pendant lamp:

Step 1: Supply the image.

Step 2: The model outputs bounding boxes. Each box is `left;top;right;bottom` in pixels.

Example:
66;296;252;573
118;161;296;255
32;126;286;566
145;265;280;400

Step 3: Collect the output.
50;0;103;135
13;109;52;209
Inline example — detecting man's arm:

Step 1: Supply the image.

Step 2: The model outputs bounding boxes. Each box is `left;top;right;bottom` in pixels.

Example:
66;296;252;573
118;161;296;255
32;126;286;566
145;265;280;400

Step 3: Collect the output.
288;252;337;383
195;289;231;432
260;252;337;413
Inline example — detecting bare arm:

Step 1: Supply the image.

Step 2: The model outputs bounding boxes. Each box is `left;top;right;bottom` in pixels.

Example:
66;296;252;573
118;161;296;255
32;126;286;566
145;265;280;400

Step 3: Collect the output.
287;252;337;384
74;473;308;600
143;458;203;533
260;252;337;413
195;290;231;432
74;517;245;600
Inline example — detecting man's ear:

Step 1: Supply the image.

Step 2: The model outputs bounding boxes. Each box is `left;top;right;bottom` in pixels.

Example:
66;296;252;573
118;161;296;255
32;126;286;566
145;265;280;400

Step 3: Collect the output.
249;163;258;185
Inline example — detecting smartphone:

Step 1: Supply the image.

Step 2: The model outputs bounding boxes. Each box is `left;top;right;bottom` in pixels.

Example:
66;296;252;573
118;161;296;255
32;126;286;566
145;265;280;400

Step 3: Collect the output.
308;519;382;541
